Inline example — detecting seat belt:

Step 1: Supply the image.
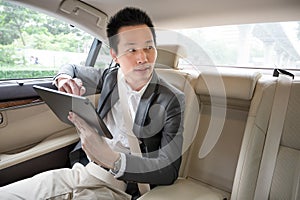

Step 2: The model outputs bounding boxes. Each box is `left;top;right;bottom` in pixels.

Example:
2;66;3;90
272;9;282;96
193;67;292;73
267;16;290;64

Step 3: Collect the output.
117;74;151;195
254;74;293;199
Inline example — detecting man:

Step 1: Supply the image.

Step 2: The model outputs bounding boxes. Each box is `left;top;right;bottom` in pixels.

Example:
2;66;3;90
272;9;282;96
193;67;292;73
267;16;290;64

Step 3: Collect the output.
0;7;184;200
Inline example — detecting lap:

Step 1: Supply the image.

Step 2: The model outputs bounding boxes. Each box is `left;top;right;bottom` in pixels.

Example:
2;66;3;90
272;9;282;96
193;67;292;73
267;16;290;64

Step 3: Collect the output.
0;163;130;200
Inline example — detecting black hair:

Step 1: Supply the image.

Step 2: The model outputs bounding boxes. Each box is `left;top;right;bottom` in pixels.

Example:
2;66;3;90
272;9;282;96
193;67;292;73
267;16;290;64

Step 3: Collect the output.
106;7;156;54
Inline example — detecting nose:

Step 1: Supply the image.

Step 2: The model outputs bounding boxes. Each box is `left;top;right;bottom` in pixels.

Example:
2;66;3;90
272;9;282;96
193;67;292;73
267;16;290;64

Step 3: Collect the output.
136;49;148;64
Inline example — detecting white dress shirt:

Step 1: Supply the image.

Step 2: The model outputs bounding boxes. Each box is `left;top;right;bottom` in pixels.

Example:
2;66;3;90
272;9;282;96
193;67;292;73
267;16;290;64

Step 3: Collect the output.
103;69;150;177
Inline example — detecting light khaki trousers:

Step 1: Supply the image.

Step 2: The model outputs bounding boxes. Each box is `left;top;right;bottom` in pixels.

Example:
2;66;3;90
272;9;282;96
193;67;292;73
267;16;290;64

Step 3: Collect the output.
0;163;131;200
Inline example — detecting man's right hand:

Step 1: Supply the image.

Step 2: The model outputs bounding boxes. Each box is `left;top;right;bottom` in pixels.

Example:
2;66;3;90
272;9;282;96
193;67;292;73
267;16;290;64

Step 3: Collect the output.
57;77;86;96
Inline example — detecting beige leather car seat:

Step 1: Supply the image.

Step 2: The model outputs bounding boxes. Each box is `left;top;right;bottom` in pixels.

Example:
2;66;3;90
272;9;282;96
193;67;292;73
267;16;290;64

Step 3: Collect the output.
263;78;300;199
231;76;277;199
232;75;299;200
155;45;186;69
154;68;200;177
140;69;261;200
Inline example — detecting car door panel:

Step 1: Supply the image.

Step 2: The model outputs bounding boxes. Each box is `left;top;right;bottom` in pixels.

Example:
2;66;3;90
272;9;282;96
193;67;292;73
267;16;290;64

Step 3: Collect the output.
0;102;79;186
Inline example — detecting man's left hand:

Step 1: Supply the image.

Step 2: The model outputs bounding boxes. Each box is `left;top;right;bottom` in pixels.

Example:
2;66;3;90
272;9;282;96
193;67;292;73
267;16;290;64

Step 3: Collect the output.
68;112;120;169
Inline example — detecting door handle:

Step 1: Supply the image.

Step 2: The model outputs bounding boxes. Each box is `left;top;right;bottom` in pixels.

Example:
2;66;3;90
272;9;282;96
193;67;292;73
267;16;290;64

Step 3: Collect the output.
0;112;3;124
0;112;7;127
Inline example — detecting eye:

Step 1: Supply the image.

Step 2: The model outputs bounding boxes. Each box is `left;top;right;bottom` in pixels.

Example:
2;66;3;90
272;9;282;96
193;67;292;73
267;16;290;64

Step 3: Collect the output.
145;46;154;50
128;48;137;53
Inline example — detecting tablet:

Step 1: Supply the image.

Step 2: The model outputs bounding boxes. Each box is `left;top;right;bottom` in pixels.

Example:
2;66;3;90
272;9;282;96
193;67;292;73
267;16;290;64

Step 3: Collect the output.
33;85;113;139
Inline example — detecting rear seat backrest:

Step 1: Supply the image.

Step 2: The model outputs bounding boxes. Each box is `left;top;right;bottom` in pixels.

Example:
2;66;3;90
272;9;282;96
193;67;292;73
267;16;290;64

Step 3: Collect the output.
232;76;300;200
155;68;200;176
184;70;261;194
249;77;300;200
139;69;264;200
268;79;300;199
155;45;186;69
231;77;277;199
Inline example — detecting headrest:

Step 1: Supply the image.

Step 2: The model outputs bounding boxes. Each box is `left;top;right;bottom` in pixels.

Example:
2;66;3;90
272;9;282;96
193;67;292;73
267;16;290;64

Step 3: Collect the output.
195;70;261;100
156;45;186;69
155;68;190;91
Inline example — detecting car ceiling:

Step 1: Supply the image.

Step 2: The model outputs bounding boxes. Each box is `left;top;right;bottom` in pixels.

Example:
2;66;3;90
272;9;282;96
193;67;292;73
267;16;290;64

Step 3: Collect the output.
12;0;300;40
84;0;300;27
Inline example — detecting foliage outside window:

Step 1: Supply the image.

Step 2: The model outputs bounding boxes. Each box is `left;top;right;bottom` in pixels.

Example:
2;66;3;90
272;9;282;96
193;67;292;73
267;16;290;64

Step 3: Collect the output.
0;0;94;80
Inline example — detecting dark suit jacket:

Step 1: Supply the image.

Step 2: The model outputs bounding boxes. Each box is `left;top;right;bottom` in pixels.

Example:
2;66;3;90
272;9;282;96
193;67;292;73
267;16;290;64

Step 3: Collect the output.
57;64;184;197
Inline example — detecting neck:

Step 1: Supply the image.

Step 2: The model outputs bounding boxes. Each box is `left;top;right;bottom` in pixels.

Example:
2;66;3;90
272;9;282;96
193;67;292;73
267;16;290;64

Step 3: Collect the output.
126;79;147;91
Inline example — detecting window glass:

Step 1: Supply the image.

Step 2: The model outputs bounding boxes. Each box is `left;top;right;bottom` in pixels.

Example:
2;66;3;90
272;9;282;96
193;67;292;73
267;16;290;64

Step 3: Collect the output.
94;42;111;69
0;0;93;80
174;22;300;70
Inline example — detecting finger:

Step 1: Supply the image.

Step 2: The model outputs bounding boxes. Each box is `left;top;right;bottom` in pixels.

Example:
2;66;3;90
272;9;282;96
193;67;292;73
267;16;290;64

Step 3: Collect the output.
74;78;86;96
58;78;85;96
69;79;81;95
58;79;74;94
79;86;86;96
68;112;77;127
73;78;83;87
58;86;67;93
68;112;82;126
69;112;91;135
68;112;81;127
57;78;69;92
62;82;73;94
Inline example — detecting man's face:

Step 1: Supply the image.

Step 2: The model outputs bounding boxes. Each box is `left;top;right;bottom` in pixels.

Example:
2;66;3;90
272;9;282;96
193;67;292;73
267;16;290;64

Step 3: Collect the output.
111;24;157;90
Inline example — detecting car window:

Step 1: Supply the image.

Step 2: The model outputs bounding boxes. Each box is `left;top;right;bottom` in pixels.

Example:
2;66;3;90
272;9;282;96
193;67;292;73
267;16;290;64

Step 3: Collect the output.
94;42;111;69
0;0;94;81
174;22;300;70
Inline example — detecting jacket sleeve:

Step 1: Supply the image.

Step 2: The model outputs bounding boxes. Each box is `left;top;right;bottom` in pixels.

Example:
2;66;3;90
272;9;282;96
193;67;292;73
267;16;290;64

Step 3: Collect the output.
119;91;185;186
54;64;104;95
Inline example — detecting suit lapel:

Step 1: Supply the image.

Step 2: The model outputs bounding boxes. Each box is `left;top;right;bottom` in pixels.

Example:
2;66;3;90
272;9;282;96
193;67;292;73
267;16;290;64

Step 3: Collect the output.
133;71;160;137
97;69;160;138
97;70;118;118
99;86;119;118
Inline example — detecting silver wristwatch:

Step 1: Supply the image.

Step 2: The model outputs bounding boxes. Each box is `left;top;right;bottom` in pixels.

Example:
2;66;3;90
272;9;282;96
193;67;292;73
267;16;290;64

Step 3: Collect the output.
110;156;122;175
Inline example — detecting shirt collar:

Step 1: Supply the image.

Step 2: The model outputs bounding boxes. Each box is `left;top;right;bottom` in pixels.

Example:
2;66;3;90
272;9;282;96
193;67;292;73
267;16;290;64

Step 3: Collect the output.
117;69;152;97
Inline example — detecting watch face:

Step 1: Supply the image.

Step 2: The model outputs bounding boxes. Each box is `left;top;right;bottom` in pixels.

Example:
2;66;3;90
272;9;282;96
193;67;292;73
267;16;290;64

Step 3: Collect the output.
112;156;122;174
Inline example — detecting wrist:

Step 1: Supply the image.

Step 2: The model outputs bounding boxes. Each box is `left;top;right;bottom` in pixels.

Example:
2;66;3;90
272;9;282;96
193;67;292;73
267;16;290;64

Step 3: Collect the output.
110;154;122;175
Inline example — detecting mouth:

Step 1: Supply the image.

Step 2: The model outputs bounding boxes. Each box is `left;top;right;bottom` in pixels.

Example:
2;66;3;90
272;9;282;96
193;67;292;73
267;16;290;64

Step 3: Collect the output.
134;65;151;72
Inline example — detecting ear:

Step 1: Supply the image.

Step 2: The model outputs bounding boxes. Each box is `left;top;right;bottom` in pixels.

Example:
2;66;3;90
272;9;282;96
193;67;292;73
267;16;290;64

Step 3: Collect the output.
110;49;118;63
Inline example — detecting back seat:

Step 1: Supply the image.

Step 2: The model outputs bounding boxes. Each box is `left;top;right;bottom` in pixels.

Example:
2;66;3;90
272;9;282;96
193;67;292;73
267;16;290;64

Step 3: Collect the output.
146;68;299;200
140;69;262;199
262;78;300;199
154;68;200;177
231;76;277;199
232;75;300;199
